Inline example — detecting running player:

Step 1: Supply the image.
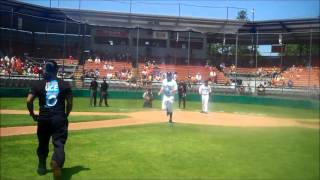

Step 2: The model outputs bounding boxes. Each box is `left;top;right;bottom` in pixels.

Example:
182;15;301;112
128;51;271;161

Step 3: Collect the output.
158;72;178;123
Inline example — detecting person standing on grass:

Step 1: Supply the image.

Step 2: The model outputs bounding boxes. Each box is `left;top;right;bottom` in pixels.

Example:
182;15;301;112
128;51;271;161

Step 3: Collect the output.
99;78;109;107
178;81;187;109
27;60;73;180
90;77;98;107
199;80;212;113
143;88;153;108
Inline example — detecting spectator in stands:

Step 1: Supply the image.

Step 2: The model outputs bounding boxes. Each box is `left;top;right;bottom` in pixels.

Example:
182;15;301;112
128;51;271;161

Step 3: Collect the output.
155;74;161;81
225;77;231;86
107;72;113;79
141;69;147;79
10;56;16;67
87;57;93;63
4;56;10;62
109;64;114;70
99;78;109;107
15;57;23;74
209;70;217;84
94;57;101;64
257;83;265;95
0;68;5;75
191;75;197;83
33;65;40;76
245;83;252;94
126;71;132;80
95;69;100;78
0;57;4;66
196;72;202;83
290;65;296;72
188;73;192;81
88;69;95;78
230;64;236;73
103;62;108;70
173;72;177;81
256;67;263;77
219;62;226;72
27;66;33;76
143;88;153;108
89;78;98;107
148;74;153;82
271;66;277;78
287;79;294;88
237;85;245;95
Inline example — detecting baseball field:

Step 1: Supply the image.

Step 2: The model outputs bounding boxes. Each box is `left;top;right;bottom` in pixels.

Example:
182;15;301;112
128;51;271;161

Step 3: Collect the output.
0;97;319;180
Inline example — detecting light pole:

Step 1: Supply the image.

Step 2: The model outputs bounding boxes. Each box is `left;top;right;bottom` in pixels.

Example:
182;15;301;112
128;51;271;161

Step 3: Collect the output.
251;8;257;92
251;8;255;66
251;8;255;23
130;0;132;14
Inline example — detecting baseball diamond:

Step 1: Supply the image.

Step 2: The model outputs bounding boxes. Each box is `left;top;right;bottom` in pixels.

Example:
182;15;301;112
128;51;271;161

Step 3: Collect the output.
0;0;319;180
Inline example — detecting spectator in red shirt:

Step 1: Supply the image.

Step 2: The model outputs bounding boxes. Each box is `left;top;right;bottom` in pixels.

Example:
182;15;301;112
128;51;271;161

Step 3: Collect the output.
15;58;23;74
33;65;40;75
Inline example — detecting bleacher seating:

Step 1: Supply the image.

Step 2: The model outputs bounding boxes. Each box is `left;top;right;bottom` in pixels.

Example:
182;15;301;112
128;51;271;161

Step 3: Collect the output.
84;61;131;77
83;60;228;84
281;67;320;87
83;59;320;88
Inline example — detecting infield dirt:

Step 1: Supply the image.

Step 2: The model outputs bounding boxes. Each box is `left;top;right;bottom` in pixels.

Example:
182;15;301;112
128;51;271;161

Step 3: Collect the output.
0;109;318;137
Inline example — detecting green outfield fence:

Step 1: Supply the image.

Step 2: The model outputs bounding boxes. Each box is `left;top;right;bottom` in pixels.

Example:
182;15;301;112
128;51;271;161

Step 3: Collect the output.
1;87;319;110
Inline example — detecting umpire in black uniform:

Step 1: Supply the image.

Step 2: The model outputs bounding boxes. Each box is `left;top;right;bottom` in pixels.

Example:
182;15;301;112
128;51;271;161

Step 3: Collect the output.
90;77;98;107
27;60;73;180
178;81;187;109
99;78;109;107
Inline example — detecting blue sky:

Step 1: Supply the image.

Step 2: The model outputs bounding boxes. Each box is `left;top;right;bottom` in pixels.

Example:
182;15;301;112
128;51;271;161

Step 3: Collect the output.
20;0;320;21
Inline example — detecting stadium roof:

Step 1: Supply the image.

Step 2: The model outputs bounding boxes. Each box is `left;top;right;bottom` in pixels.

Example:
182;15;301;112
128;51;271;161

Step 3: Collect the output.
1;0;319;44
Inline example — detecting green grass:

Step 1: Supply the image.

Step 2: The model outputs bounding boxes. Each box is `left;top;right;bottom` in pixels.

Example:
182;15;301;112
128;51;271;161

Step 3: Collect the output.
0;124;319;180
1;97;319;120
0;114;129;127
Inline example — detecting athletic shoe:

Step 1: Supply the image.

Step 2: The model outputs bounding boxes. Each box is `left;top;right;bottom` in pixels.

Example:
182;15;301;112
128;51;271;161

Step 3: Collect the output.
37;161;47;175
50;160;62;180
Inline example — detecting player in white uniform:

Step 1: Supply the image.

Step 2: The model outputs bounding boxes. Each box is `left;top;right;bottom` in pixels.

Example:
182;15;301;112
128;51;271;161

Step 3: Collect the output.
158;72;178;123
199;80;212;113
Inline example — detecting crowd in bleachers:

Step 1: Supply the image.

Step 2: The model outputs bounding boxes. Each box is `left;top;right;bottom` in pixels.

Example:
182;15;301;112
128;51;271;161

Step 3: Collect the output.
1;52;319;89
0;55;42;77
214;62;320;89
0;54;80;79
83;56;228;89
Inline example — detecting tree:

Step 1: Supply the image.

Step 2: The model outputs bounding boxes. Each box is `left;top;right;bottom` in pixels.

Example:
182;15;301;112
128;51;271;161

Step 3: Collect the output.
237;10;249;21
285;44;309;56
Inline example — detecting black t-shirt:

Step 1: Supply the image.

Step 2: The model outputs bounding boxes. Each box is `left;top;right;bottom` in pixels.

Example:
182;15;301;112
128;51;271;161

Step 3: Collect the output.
90;81;98;91
178;83;187;95
100;82;109;92
29;79;72;118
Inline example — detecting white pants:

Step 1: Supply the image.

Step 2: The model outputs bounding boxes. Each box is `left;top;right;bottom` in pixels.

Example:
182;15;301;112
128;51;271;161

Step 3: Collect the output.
162;95;174;113
201;95;209;112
